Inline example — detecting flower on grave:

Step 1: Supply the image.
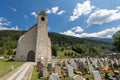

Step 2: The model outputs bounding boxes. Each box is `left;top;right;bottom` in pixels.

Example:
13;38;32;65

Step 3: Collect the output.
102;66;109;72
76;71;82;76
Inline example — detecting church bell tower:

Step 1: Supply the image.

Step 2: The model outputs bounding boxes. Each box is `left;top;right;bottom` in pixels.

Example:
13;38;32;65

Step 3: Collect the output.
35;10;51;64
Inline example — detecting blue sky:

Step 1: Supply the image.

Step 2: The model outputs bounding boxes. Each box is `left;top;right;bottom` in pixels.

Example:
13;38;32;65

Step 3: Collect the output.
0;0;120;38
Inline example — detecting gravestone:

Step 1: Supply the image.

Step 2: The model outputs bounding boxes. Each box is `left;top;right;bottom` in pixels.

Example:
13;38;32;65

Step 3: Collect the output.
73;75;84;80
38;70;43;78
114;58;119;65
52;60;56;67
65;60;69;67
88;63;93;74
37;62;43;72
67;65;74;77
49;72;60;80
73;62;78;70
70;59;75;66
104;60;109;67
78;62;86;75
57;61;62;67
44;57;48;67
63;69;68;77
113;62;118;69
47;63;52;71
92;58;98;68
74;58;79;64
92;71;102;80
98;61;103;73
43;67;48;78
55;65;62;77
98;59;104;67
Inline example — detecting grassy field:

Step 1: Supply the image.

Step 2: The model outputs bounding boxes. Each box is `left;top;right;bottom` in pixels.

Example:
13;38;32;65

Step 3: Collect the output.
0;61;24;78
57;50;78;56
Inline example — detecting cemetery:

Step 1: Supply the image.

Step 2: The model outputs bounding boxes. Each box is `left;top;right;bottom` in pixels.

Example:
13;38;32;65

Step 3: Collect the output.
31;57;120;80
0;56;120;80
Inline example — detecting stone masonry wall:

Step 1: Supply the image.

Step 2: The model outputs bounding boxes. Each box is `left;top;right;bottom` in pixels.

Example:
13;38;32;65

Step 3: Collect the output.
15;26;37;61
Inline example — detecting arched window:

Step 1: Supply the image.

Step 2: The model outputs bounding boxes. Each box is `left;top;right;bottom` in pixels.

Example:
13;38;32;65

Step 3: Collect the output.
41;17;45;21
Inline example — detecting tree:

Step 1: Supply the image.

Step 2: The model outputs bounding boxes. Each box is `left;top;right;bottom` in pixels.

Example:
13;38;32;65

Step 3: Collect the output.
52;47;57;56
72;44;84;54
64;52;67;56
7;49;13;55
113;31;120;52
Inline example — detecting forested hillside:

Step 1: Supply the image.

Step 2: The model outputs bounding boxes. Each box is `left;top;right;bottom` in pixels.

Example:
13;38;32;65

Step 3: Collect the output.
0;30;116;57
0;30;26;56
49;32;116;57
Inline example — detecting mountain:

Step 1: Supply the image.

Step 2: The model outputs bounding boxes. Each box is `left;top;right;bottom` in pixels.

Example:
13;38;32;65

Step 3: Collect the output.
85;37;113;43
0;30;116;57
49;32;116;56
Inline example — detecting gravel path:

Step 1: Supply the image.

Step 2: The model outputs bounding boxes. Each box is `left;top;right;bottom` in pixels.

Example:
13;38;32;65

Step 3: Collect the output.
0;62;33;80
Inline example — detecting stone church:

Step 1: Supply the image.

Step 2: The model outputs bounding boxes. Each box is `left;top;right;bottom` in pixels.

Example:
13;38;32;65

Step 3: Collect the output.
15;10;51;63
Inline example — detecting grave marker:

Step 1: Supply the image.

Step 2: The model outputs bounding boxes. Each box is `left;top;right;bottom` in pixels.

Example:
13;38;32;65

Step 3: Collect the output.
92;71;102;80
67;65;74;77
73;75;84;80
55;65;62;77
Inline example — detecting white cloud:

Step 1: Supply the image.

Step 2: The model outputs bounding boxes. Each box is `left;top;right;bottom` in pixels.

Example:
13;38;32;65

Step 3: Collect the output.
10;7;17;12
0;26;19;30
70;0;95;21
0;17;19;30
46;10;51;14
60;26;84;36
117;6;120;9
0;17;11;27
71;26;84;33
61;26;120;38
87;9;120;25
31;11;37;18
51;7;59;14
0;25;20;30
46;6;65;15
57;10;66;15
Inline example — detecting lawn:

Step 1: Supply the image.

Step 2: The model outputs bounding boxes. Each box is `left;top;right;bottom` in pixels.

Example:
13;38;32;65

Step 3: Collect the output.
0;61;24;78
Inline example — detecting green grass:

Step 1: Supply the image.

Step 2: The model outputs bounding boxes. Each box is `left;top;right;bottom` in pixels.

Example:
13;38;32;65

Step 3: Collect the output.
84;74;93;80
57;50;77;56
0;61;24;78
31;65;39;80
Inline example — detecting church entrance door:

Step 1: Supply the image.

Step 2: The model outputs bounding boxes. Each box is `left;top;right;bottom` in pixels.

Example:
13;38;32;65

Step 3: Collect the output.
27;51;35;62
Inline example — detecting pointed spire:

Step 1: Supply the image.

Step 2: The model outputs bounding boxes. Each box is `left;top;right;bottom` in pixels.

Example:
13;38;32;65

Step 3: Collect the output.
38;10;47;16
